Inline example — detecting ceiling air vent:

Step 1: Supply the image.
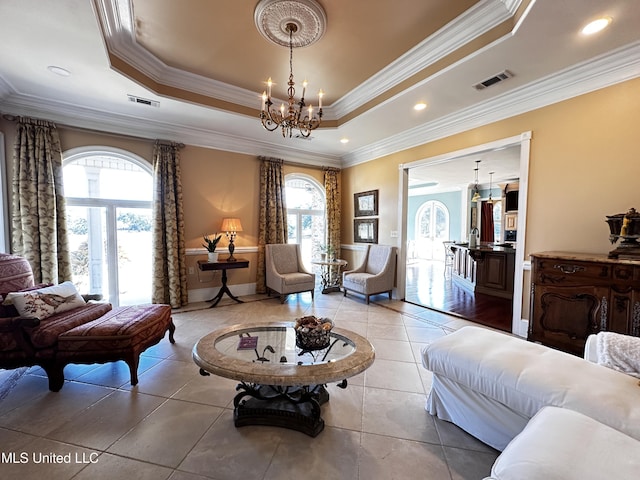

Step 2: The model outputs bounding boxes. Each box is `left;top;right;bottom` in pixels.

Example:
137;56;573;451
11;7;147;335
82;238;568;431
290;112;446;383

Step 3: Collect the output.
127;95;159;108
473;70;514;91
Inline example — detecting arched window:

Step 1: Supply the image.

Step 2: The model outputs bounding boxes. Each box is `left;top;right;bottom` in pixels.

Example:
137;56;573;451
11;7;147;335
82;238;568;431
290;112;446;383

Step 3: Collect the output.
415;200;450;261
285;174;325;270
63;147;153;306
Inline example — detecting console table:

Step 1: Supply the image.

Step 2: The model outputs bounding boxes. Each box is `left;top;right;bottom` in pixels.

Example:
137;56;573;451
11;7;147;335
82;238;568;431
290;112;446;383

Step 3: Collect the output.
197;258;249;307
529;251;640;355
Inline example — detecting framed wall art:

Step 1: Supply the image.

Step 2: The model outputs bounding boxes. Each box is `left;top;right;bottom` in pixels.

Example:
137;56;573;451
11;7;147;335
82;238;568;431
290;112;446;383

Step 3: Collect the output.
354;218;378;244
354;190;378;217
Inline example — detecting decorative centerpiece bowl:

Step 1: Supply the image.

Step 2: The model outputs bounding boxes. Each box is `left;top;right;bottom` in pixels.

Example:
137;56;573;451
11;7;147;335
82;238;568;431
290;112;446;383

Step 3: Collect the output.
294;316;333;351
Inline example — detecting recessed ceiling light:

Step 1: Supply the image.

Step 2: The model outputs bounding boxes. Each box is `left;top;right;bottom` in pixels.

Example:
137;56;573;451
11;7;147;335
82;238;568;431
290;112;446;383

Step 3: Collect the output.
581;17;612;35
340;138;349;144
414;102;427;111
47;65;71;77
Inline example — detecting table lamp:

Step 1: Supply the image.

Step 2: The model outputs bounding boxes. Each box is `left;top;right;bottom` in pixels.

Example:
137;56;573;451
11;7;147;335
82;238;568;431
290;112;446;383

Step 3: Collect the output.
220;217;243;262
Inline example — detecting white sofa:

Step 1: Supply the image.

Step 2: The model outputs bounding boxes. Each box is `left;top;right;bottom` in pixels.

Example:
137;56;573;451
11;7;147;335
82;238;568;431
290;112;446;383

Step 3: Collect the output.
421;326;640;479
487;406;640;479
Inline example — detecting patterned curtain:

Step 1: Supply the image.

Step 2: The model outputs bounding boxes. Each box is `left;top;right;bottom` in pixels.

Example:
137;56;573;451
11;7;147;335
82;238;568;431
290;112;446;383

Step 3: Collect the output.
256;157;288;293
11;117;71;284
324;168;341;274
151;141;188;307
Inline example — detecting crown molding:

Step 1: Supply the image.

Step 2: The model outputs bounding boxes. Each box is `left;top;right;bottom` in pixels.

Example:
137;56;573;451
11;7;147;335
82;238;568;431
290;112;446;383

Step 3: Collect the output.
93;0;262;110
331;0;522;116
94;0;521;120
2;39;638;171
0;92;341;167
341;40;640;167
0;75;13;99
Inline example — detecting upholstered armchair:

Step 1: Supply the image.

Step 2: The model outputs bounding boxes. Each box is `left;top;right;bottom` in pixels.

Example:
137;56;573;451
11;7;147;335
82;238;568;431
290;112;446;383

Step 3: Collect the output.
343;244;396;304
265;243;316;303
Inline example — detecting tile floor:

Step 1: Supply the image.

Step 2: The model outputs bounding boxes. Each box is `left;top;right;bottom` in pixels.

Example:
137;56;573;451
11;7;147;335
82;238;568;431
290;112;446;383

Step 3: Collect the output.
0;292;499;480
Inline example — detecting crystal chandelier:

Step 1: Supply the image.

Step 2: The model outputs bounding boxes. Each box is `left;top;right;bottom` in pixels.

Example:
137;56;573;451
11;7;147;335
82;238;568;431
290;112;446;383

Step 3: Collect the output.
260;23;323;138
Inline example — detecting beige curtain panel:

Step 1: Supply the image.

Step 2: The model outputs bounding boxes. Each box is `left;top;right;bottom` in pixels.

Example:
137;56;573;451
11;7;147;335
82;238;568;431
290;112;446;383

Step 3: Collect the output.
11;117;71;284
151;141;188;307
324;167;341;274
256;156;288;294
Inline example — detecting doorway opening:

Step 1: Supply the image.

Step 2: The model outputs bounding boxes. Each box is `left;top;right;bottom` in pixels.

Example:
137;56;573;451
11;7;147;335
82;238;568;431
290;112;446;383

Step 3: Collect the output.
399;132;531;335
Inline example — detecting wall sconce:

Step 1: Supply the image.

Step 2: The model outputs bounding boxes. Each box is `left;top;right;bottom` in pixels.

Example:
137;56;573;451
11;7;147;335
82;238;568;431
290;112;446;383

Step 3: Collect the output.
220;217;243;262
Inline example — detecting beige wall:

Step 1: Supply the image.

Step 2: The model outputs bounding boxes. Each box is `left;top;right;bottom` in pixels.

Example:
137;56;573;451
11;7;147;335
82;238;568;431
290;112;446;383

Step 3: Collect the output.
2;76;639;303
341;77;640;316
343;77;640;256
0;121;324;294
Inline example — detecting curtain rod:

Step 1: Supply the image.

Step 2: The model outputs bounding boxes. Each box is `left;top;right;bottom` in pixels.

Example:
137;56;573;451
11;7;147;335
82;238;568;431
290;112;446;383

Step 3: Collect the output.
259;156;340;171
2;113;183;148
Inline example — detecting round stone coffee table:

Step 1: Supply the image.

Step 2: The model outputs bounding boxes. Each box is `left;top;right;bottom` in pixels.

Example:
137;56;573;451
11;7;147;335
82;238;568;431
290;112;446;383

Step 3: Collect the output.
193;322;375;436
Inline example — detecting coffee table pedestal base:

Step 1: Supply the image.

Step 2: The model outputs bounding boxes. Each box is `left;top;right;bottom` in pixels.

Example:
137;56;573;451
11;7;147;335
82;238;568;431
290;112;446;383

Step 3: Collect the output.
233;384;329;437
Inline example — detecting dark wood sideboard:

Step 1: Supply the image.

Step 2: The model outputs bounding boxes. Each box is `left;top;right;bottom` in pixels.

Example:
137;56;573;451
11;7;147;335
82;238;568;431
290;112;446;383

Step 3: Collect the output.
529;251;640;356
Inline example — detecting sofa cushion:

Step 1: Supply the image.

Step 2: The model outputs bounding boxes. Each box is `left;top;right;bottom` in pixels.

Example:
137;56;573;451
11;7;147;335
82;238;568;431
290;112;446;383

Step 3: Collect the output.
280;272;314;286
58;304;172;353
4;281;86;320
422;326;640;442
25;302;113;349
343;272;371;287
487;406;640;480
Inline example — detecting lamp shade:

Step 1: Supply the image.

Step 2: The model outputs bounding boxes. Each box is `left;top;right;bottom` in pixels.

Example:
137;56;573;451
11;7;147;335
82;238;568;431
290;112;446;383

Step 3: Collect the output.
220;218;243;233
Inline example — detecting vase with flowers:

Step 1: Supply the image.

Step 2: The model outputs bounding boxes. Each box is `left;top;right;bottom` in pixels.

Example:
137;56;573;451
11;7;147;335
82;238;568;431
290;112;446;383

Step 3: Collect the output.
203;234;222;262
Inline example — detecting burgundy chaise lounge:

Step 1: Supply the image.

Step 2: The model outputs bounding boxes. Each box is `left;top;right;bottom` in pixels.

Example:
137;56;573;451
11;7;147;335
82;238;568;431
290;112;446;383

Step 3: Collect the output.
0;253;175;391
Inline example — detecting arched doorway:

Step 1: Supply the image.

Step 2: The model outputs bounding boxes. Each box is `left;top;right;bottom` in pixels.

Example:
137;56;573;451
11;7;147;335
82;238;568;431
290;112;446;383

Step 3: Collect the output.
63;147;153;306
285;174;325;271
415;200;450;261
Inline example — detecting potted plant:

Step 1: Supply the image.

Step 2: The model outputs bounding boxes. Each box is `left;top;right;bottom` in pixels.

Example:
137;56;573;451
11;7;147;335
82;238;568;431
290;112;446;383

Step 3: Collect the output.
203;234;222;262
319;244;335;261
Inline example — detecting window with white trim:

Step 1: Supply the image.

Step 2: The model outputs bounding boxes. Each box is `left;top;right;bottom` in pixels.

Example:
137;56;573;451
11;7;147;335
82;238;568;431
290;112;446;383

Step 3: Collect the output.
285;174;325;271
63;147;152;306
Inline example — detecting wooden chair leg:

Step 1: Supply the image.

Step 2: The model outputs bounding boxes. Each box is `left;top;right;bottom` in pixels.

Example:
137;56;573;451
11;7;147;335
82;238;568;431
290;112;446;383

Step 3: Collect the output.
41;361;65;392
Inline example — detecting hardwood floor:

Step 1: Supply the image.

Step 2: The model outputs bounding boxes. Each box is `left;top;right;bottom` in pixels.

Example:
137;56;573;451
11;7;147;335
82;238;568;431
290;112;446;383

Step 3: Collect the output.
405;259;513;332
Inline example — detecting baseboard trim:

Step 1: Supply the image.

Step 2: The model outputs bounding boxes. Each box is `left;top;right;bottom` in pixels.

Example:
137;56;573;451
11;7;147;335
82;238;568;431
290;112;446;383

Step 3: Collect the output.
188;282;257;303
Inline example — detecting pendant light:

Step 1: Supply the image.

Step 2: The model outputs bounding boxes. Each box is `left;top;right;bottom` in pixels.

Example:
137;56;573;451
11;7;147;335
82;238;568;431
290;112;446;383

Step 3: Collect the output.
471;160;481;202
487;171;495;204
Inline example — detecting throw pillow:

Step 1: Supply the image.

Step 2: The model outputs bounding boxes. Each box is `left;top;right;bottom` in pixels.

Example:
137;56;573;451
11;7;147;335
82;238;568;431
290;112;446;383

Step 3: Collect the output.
2;281;86;320
0;283;53;318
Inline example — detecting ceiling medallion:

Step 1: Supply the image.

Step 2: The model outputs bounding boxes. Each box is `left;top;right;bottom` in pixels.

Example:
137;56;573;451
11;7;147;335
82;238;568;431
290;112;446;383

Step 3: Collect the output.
254;0;327;48
255;0;326;138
